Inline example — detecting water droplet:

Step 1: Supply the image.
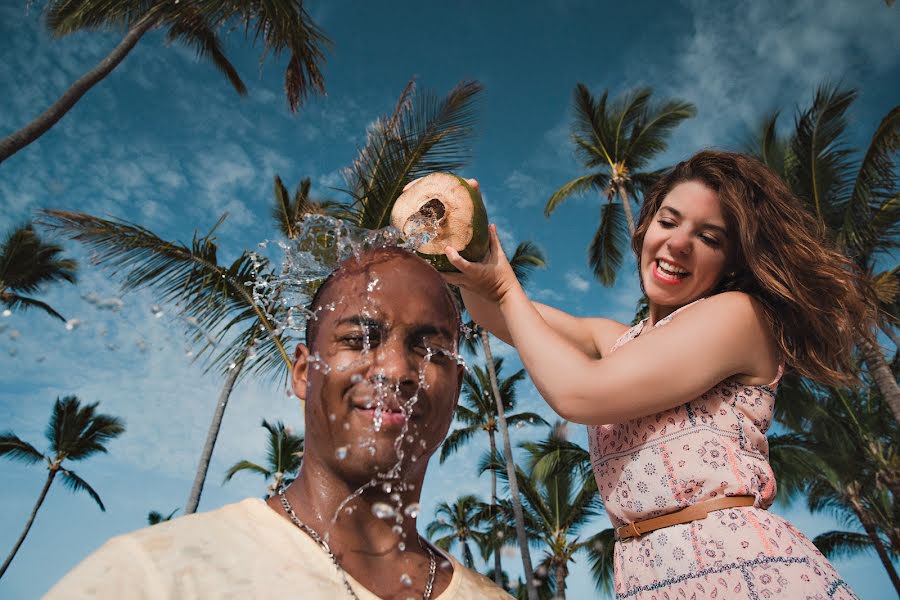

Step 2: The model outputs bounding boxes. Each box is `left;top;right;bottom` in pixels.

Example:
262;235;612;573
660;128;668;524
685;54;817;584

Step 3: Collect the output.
1;309;11;317
343;423;350;430
329;413;336;422
400;573;412;587
150;305;163;318
371;502;395;519
64;319;81;331
392;524;403;535
381;482;392;493
403;503;420;519
228;362;237;370
398;542;406;551
390;493;401;503
335;446;348;460
405;434;414;443
516;421;525;429
350;373;364;384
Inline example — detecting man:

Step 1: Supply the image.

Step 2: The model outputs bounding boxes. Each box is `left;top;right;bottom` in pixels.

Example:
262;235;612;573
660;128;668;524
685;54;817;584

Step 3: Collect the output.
46;247;511;599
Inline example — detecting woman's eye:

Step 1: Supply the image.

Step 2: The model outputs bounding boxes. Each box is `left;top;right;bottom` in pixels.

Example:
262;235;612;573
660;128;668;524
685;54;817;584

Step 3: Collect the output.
700;235;721;247
658;220;675;228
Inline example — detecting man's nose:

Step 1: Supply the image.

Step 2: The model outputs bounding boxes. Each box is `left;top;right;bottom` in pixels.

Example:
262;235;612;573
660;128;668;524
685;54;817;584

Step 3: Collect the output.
369;342;418;389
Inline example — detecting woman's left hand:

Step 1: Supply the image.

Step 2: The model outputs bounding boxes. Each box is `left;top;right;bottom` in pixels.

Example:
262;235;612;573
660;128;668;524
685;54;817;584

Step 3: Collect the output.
442;223;521;305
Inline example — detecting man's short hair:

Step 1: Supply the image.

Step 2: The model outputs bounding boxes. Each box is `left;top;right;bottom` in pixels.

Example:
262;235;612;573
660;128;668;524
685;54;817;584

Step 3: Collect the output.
303;247;462;349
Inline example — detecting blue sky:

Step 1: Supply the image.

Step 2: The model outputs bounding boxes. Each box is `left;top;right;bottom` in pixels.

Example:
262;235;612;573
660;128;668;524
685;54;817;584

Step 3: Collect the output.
1;1;898;598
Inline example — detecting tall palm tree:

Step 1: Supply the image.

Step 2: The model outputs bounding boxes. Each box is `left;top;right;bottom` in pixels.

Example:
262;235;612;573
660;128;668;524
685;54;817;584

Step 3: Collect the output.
0;0;330;164
440;357;547;584
546;85;696;285
768;377;900;593
425;494;488;569
223;419;304;497
0;223;77;322
0;396;125;579
747;84;900;424
37;211;294;514
488;423;615;599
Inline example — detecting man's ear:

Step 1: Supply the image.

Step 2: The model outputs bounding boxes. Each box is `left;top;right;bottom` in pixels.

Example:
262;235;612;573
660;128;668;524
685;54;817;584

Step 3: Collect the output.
292;344;311;400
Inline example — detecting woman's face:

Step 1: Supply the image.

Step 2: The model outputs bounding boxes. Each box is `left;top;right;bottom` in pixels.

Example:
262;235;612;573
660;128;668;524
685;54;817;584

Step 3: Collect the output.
640;180;731;314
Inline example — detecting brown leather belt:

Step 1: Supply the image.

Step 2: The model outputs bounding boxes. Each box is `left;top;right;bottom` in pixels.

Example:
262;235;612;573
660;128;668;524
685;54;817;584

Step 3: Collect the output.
615;495;756;541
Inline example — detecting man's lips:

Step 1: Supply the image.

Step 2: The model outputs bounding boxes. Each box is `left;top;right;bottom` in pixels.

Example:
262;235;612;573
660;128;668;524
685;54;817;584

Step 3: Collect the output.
356;407;408;427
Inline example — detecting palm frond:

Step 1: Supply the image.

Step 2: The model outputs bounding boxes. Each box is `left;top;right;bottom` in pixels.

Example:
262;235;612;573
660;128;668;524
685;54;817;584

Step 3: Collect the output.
0;293;67;322
745;111;790;179
223;460;271;483
791;84;858;225
841;105;899;260
544;173;608;217
1;223;77;293
347;81;482;230
623;98;696;169
59;468;105;510
37;210;293;374
0;434;45;464
46;0;162;35
813;530;875;560
584;528;616;595
439;425;480;464
47;396;125;461
165;11;247;95
588;201;627;286
508;242;546;284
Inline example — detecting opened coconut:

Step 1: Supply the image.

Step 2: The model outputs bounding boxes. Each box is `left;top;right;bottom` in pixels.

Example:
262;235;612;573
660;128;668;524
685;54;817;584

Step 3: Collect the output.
390;173;489;272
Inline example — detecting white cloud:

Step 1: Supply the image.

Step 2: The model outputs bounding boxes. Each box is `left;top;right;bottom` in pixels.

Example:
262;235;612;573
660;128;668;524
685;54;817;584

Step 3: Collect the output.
564;271;590;293
504;169;551;208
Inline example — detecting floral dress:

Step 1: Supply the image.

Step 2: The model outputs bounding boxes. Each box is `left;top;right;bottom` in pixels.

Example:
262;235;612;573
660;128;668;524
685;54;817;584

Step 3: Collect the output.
588;301;858;599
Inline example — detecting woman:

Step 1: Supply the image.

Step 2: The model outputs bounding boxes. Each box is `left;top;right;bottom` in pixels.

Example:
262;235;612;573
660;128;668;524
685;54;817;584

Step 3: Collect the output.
445;151;873;598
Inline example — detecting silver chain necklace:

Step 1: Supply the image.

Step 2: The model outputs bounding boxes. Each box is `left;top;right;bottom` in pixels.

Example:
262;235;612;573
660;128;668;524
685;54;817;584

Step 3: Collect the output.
278;488;436;600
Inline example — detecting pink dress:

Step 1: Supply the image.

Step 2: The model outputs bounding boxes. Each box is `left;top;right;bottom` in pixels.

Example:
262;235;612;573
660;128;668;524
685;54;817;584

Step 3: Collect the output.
588;301;858;599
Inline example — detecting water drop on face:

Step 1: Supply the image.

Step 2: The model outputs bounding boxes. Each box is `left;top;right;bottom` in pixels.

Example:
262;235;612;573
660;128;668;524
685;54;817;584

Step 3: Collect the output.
400;573;412;587
335;446;348;460
398;542;406;551
350;373;364;384
372;502;396;519
329;413;336;422
403;503;420;519
390;493;401;503
382;482;392;493
343;423;350;430
392;524;403;535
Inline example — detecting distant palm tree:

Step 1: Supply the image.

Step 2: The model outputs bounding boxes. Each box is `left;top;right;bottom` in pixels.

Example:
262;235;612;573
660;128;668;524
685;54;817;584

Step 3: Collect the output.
546;85;696;285
440;357;547;583
488;423;615;599
0;396;124;579
747;84;900;424
768;378;900;593
425;494;488;569
147;508;179;525
0;0;330;164
0;223;76;322
223;419;304;497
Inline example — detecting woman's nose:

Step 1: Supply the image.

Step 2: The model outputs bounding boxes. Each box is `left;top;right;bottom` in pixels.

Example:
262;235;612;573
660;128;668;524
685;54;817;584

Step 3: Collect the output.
666;229;693;256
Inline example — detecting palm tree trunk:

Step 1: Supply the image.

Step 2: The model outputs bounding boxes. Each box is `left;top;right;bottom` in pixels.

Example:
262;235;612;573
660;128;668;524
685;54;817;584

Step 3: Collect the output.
618;186;636;235
0;14;157;164
481;330;538;600
555;562;568;600
858;336;900;426
185;348;249;514
0;469;56;579
488;432;502;586
848;494;900;594
879;322;899;352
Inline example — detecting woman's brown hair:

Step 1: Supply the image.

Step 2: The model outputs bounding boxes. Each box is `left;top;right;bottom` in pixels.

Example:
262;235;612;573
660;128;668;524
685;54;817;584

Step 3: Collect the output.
632;150;876;387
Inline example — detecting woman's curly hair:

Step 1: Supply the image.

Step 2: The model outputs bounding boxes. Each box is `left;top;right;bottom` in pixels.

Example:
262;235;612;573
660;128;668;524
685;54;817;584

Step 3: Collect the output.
632;150;876;387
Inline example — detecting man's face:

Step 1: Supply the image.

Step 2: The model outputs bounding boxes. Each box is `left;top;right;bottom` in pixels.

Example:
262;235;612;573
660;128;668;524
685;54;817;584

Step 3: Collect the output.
293;252;462;483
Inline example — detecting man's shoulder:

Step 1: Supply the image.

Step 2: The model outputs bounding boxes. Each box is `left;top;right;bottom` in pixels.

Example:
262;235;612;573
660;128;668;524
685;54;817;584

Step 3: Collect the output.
440;553;514;599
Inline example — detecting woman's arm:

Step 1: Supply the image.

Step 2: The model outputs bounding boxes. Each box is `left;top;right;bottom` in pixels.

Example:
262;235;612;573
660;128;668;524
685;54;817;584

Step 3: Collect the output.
446;226;777;425
460;286;627;358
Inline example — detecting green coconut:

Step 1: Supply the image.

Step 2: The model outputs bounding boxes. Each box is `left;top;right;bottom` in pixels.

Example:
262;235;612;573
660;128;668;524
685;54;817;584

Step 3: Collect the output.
390;173;489;272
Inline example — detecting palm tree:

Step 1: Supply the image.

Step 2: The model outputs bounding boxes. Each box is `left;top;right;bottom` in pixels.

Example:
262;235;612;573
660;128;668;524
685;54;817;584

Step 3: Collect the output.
0;396;124;579
747;84;900;424
223;419;304;497
1;223;77;322
546;85;696;285
487;423;615;599
37;211;294;514
147;508;179;525
0;0;329;164
440;357;547;584
768;378;900;593
425;494;488;569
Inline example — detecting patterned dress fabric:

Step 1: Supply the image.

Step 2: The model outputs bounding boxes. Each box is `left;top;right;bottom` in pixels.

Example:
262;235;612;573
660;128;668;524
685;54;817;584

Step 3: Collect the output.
588;301;858;599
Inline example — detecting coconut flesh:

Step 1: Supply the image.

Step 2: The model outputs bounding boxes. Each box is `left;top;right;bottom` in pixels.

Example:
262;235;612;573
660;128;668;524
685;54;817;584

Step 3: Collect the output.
390;173;488;270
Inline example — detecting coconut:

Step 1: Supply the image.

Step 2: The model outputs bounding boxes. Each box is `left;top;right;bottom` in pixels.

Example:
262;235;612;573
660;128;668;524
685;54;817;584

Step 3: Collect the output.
390;173;489;272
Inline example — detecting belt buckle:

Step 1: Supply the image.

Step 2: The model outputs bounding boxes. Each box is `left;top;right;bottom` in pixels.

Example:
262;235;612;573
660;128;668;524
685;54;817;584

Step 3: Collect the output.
615;522;641;541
